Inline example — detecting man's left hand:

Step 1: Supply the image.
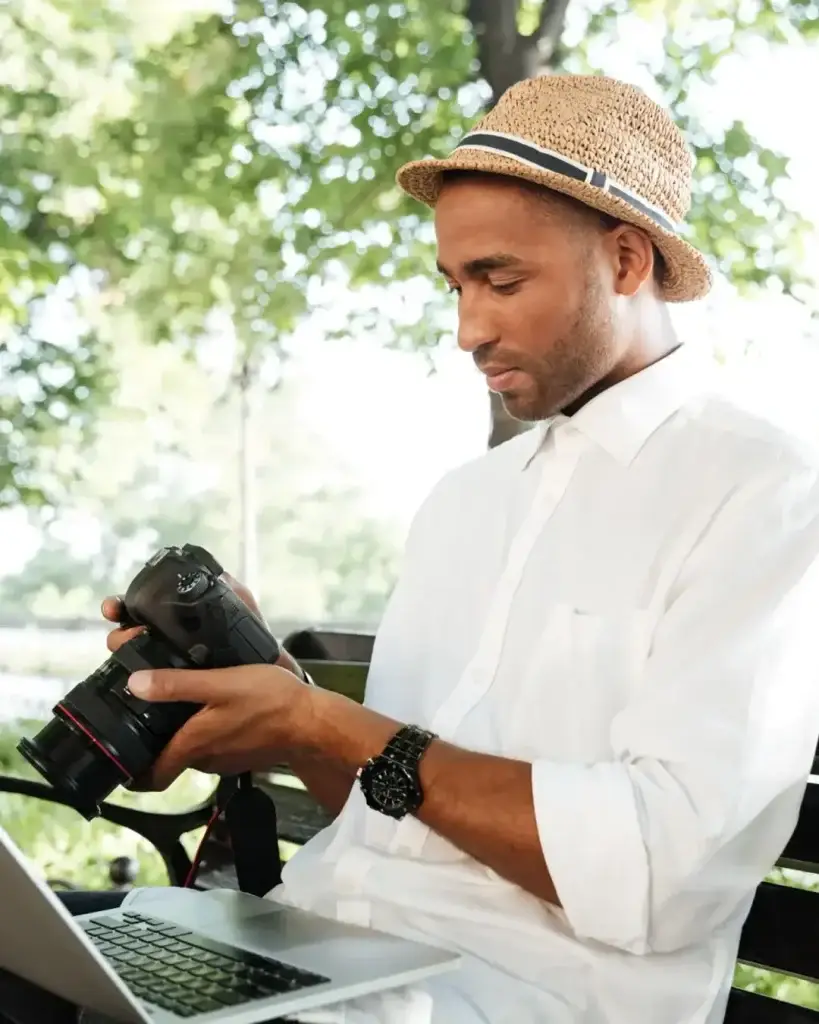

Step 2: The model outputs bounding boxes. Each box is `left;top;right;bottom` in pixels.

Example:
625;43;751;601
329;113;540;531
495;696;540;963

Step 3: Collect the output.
126;663;317;790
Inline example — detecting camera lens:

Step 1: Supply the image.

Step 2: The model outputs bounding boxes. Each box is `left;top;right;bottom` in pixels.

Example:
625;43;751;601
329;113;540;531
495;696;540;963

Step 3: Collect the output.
17;635;200;819
16;542;281;818
17;711;129;821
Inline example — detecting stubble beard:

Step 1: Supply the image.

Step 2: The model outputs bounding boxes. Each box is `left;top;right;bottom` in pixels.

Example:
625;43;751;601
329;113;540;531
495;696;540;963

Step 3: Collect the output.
503;277;613;422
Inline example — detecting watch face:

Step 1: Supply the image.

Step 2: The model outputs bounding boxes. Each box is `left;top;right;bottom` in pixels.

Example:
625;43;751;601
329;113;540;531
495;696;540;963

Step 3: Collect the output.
366;761;416;816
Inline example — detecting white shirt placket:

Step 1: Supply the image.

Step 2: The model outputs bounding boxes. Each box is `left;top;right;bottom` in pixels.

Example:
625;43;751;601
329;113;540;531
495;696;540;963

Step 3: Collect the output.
387;426;588;857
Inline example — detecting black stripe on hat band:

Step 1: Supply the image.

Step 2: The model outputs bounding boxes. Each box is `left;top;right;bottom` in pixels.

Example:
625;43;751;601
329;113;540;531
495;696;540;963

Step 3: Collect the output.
453;132;677;235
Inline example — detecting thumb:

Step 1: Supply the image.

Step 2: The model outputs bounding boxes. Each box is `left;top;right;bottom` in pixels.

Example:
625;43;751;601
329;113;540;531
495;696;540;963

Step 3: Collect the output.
127;667;231;704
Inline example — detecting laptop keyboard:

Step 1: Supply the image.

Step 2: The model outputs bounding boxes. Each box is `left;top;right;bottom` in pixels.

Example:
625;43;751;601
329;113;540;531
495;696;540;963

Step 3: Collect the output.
80;910;330;1018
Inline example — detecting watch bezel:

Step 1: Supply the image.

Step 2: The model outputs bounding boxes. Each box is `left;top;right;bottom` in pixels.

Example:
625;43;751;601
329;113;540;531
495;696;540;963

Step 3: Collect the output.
359;755;422;820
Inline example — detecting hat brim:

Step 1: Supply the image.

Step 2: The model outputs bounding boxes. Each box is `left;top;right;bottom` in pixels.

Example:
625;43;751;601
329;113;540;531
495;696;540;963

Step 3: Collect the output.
396;150;711;303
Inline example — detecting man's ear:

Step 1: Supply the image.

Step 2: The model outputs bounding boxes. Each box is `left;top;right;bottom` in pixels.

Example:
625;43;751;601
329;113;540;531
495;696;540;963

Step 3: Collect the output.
602;224;655;297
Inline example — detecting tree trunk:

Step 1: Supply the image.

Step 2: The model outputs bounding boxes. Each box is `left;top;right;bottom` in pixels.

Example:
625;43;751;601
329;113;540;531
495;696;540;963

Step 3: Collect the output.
237;352;259;593
488;390;526;447
466;0;572;448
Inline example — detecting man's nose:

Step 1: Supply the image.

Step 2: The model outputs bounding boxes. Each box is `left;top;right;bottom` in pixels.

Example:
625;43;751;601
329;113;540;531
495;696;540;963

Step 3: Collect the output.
457;295;500;354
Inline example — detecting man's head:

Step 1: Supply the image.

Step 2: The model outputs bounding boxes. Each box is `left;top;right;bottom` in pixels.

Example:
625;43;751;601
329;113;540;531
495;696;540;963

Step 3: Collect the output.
396;74;711;421
434;170;670;420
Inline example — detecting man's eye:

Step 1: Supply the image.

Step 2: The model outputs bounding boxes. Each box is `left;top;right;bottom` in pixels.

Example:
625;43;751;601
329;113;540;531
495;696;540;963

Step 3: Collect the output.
491;280;522;294
446;282;461;295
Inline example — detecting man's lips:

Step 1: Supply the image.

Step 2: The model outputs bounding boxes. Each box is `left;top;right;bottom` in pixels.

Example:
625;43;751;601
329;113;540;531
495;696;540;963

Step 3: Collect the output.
480;367;525;393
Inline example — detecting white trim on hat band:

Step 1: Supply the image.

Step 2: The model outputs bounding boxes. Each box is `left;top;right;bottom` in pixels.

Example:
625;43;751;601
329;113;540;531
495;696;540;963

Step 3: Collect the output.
454;129;680;234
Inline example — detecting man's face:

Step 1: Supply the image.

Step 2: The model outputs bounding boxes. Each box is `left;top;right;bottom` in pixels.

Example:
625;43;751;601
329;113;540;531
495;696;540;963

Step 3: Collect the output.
434;174;625;421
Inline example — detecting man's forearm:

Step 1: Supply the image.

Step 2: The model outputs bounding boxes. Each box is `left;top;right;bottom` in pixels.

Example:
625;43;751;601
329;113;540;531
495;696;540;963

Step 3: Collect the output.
279;656;356;816
286;753;355;818
306;690;561;905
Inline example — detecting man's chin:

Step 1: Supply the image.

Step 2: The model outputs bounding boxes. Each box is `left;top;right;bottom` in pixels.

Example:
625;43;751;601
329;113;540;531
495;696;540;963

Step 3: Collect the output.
500;392;551;424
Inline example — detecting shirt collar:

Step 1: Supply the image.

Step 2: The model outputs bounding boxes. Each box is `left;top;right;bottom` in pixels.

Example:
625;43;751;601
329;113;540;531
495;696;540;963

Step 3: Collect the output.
522;343;716;470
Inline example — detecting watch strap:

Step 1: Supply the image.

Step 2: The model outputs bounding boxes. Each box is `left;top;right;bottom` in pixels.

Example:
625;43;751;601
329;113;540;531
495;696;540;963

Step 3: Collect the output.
380;724;436;770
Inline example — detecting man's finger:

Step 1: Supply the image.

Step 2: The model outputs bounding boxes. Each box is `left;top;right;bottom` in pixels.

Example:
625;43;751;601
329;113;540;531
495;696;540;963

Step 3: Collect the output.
127;667;234;705
107;625;145;654
124;771;163;793
125;723;204;792
128;759;185;793
149;746;190;792
139;709;215;790
101;596;124;622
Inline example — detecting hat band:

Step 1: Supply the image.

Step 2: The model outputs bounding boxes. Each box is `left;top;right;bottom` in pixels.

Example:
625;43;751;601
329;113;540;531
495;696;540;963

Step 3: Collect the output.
454;130;678;234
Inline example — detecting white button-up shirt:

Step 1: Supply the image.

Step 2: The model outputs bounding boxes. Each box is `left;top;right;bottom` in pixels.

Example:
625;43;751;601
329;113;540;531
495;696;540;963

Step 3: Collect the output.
275;344;819;1024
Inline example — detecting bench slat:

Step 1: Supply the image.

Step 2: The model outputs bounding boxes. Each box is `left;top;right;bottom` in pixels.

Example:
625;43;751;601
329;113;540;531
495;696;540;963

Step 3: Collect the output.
301;659;368;704
737;881;819;983
780;783;819;874
302;631;374;663
285;631;374;665
724;989;819;1023
260;780;334;846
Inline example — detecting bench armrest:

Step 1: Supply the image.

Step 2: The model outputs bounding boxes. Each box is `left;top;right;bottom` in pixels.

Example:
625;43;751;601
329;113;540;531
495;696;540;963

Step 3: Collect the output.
0;774;216;886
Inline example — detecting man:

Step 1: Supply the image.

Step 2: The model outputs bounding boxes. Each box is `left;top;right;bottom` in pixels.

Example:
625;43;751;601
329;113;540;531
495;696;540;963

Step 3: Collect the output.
15;73;819;1023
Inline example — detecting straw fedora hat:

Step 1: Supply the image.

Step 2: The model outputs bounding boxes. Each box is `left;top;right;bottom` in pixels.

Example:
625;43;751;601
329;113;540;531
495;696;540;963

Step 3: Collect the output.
396;75;712;302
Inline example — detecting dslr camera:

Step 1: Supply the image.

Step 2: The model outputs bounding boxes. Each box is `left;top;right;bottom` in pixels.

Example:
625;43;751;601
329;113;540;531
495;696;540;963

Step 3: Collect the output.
18;544;282;820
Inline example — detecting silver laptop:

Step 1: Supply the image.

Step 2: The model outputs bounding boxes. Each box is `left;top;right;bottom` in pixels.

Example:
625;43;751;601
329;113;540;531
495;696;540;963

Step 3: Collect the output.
0;825;461;1022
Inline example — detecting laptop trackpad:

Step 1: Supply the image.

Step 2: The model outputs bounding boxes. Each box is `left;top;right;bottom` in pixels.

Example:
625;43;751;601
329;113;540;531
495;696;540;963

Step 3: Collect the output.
239;905;453;984
243;906;409;954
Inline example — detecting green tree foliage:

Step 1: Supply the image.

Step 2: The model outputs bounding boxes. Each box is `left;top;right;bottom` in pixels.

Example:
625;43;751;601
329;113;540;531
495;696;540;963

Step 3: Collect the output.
2;0;817;498
0;333;402;625
0;720;216;889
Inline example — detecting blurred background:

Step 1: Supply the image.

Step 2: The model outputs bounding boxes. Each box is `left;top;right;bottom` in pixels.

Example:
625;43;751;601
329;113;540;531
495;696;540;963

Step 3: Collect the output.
1;0;818;1006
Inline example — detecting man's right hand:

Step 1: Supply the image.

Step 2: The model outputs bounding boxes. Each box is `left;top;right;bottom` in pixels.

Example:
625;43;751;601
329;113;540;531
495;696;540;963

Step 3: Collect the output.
101;572;353;814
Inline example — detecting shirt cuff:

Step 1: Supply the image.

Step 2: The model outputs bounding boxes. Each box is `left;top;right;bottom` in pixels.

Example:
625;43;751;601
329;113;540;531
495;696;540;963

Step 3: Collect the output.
531;759;651;953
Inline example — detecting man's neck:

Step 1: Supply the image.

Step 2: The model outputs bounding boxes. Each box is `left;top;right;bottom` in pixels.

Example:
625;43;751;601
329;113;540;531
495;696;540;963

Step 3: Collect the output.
564;332;682;418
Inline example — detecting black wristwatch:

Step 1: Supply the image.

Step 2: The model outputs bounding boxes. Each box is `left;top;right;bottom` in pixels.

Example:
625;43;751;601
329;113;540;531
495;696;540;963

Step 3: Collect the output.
357;724;436;820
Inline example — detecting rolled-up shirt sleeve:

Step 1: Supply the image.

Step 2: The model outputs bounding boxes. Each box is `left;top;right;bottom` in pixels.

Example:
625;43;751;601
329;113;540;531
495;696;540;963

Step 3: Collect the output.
533;462;819;955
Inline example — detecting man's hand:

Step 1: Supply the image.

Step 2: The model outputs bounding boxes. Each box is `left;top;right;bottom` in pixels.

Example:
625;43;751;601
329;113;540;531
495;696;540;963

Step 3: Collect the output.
101;573;306;680
100;581;356;812
100;577;313;790
122;662;316;790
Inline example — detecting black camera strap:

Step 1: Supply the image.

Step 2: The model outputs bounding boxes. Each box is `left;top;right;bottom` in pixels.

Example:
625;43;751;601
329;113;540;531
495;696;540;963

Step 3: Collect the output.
224;773;283;897
188;774;282;897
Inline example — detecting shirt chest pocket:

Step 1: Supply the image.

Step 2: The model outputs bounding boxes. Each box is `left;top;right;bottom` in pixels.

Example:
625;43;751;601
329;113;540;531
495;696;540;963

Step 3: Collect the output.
497;603;654;763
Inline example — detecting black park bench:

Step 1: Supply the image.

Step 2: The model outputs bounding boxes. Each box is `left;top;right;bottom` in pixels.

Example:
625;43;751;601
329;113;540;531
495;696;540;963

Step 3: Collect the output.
1;628;817;1022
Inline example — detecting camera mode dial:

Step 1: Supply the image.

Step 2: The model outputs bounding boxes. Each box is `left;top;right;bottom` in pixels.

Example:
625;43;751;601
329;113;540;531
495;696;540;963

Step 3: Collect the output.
176;570;211;599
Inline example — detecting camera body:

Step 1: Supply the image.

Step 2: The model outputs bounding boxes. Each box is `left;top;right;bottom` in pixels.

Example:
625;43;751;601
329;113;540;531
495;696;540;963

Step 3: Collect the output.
17;544;281;819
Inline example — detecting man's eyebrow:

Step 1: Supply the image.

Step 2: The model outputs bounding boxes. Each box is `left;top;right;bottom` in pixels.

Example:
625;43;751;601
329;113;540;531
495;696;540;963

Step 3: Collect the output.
436;253;525;277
